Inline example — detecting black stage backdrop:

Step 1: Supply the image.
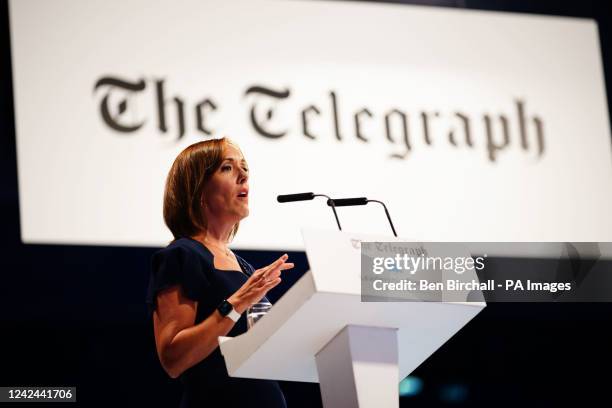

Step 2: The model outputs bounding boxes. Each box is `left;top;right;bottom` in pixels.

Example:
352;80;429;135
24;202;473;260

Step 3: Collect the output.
1;1;611;407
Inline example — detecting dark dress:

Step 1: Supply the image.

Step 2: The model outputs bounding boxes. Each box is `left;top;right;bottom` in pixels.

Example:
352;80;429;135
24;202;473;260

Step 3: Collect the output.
146;237;287;408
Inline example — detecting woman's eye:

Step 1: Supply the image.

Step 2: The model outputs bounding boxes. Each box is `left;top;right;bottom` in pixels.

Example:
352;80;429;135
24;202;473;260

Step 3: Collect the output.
222;165;231;171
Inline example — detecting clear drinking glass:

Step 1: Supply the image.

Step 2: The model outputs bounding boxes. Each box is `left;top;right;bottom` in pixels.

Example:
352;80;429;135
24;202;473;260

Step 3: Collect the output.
247;301;272;329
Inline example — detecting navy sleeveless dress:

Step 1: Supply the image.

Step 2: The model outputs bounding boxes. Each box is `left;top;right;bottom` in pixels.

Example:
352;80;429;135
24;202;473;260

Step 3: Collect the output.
146;237;287;408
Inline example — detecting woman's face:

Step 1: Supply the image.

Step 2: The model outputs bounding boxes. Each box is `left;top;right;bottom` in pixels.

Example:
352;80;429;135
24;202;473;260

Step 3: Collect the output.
202;143;250;224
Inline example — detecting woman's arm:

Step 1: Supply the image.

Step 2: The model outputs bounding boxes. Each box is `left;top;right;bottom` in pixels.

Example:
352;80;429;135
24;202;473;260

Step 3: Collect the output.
153;254;293;378
153;286;240;379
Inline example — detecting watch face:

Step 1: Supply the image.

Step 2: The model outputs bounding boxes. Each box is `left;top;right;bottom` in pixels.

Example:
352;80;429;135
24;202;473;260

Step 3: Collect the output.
218;300;233;316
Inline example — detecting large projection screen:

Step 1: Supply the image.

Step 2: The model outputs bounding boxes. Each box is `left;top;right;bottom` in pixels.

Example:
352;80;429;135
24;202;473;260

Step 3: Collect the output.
9;0;612;250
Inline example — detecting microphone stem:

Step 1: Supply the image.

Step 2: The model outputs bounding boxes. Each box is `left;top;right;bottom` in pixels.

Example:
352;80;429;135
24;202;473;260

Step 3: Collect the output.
330;204;342;231
368;200;398;237
314;194;342;231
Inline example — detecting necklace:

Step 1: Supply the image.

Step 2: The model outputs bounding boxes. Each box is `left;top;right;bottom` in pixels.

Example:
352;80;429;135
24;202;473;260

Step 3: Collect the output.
198;237;246;276
203;239;231;257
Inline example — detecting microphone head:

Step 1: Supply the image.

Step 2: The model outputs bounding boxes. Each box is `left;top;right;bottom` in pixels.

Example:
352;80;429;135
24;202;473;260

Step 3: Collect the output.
277;192;315;203
327;197;368;207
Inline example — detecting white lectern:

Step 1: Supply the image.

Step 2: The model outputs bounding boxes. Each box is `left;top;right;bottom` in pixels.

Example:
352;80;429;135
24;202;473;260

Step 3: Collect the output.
219;229;486;407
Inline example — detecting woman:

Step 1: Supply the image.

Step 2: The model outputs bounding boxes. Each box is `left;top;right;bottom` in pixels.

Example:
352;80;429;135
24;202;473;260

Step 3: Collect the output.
146;137;294;407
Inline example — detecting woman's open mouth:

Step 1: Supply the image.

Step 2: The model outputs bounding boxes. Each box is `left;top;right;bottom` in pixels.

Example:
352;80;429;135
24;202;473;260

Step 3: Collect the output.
237;189;249;201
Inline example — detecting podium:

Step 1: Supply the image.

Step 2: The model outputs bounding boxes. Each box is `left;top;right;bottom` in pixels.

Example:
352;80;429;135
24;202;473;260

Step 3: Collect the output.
219;229;486;407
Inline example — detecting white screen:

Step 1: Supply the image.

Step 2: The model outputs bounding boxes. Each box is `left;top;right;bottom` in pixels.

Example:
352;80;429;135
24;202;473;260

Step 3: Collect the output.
9;0;612;249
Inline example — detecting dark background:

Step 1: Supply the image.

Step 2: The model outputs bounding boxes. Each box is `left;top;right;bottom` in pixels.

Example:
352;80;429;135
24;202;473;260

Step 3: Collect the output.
1;0;611;406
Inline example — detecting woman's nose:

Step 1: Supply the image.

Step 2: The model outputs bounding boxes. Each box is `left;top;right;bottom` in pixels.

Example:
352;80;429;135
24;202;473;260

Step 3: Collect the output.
238;169;248;183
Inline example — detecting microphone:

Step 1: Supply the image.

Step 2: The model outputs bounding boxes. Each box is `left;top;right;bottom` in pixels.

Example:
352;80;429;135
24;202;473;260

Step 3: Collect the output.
327;197;398;237
325;197;367;206
276;192;315;203
277;192;342;231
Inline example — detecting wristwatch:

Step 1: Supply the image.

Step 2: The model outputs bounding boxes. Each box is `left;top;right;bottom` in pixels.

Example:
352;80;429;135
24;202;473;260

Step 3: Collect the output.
217;299;241;322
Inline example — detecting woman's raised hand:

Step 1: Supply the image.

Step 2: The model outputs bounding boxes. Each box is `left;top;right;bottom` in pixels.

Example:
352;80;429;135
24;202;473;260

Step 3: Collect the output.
228;254;294;314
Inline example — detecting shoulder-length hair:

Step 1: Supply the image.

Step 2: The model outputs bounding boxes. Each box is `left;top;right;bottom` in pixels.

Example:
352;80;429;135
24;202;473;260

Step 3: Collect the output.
162;137;241;243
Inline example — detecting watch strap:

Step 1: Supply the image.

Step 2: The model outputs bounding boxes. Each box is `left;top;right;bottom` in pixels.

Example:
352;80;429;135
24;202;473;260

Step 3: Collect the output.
217;299;241;322
227;308;241;322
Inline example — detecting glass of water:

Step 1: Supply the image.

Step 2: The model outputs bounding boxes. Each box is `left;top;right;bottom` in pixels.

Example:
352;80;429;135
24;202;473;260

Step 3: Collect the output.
247;301;272;329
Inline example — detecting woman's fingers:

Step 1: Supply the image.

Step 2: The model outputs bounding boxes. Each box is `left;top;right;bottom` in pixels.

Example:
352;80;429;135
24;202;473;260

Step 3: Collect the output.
246;255;294;298
236;255;294;307
268;262;294;274
261;276;282;291
257;268;286;289
257;255;293;276
265;256;293;273
267;263;293;278
252;255;286;277
269;254;288;270
262;262;293;281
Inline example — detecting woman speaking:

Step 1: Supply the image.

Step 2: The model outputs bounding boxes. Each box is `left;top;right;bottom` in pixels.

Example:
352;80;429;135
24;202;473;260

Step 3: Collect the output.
146;138;294;407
